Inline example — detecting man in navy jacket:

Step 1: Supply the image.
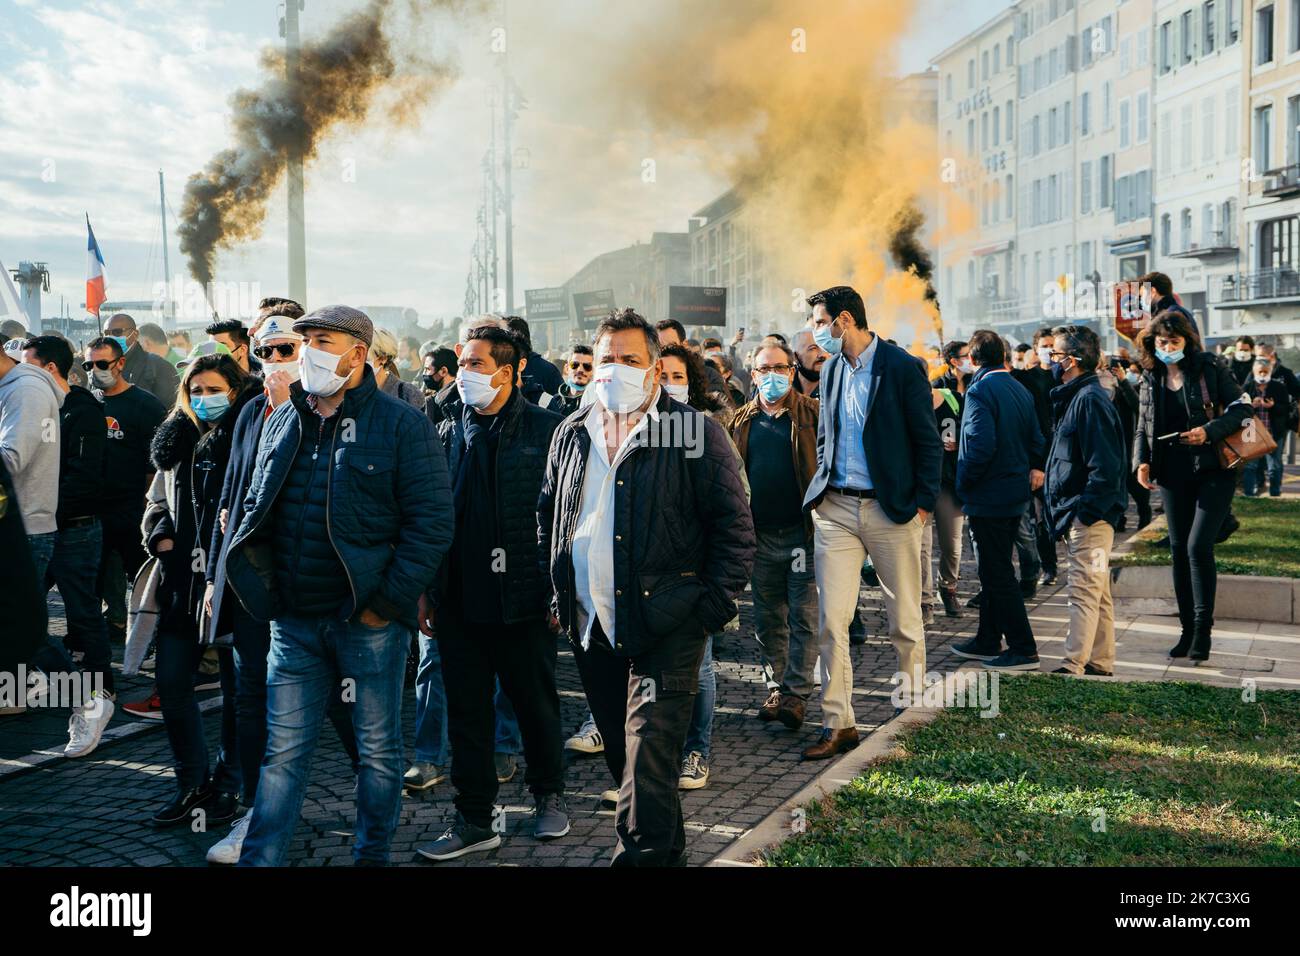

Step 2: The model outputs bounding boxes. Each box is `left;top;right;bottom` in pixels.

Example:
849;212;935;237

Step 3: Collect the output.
801;286;941;758
953;330;1045;671
225;306;453;866
1044;325;1126;677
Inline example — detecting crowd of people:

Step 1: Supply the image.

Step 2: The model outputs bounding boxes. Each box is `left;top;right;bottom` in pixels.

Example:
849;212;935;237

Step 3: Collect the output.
0;270;1294;867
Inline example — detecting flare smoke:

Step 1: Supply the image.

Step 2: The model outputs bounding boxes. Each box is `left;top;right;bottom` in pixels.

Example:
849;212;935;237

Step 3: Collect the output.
178;0;478;286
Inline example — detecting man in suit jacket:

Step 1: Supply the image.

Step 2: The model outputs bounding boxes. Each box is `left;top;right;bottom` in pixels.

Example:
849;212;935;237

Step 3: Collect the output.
801;286;942;759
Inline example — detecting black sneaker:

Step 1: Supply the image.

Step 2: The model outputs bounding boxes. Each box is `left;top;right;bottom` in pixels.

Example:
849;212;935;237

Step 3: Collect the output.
966;591;983;608
951;639;999;662
533;793;570;840
860;562;879;587
416;814;501;862
1019;578;1038;599
1082;663;1114;677
209;790;240;823
982;652;1041;672
1051;666;1076;674
151;785;213;828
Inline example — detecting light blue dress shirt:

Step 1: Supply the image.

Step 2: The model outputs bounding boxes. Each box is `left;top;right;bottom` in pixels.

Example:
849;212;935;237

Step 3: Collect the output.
829;333;879;490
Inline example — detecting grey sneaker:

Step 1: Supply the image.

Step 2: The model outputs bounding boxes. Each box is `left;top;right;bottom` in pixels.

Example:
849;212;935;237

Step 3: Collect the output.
403;762;446;790
678;751;709;790
494;753;517;783
416;814;501;862
533;793;570;840
921;603;935;626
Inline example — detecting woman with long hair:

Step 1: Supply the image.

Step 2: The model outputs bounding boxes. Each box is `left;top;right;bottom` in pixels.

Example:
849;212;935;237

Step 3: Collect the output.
1134;311;1251;662
142;353;258;825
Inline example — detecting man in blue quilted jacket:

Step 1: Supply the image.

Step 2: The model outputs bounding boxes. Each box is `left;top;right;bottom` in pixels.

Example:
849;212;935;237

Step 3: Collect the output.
225;305;454;866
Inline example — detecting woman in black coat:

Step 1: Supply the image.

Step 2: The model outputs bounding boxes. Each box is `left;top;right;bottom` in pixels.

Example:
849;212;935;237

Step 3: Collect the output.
142;355;256;826
1134;311;1251;662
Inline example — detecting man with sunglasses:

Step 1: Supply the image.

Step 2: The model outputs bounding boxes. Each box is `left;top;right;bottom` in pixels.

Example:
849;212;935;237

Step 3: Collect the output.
550;345;593;415
84;337;167;645
101;313;179;405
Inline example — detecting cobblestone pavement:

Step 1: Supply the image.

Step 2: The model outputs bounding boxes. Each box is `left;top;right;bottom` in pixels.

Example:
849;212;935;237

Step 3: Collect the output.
2;488;1285;867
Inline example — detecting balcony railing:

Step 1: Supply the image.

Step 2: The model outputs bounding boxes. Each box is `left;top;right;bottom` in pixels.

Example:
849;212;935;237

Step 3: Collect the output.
956;293;1021;324
1262;164;1300;198
1168;232;1238;258
1212;268;1300;305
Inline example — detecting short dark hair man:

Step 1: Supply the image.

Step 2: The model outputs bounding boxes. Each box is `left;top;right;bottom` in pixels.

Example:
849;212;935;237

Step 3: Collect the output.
801;285;942;756
416;325;569;861
1138;271;1199;334
206;319;259;375
102;312;180;404
84;336;168;643
225;305;454;866
953;330;1045;672
539;307;754;865
727;344;820;730
23;335;114;753
790;327;828;398
551;344;593;415
506;315;562;404
1044;325;1127;677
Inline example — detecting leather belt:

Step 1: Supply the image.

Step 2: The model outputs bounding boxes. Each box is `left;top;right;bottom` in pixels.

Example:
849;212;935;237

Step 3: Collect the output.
829;486;876;499
61;515;100;529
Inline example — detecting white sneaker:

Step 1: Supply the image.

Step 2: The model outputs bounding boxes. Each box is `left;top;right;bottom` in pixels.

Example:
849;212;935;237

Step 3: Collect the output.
564;714;604;754
678;751;710;790
207;810;252;865
64;693;115;758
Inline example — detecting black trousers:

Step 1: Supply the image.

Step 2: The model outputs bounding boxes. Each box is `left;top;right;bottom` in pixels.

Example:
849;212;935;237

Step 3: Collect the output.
437;607;564;829
969;514;1037;657
1160;470;1235;634
1032;488;1057;576
573;619;706;867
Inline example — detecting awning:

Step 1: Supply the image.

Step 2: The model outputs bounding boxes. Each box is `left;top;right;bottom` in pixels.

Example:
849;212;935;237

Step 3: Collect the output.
1107;236;1151;255
972;240;1013;257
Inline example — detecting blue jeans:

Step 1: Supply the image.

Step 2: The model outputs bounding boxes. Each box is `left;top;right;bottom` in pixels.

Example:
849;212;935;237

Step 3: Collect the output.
682;634;715;762
413;632;450;766
28;532;76;678
48;522;113;696
1243;444;1284;497
495;679;522;755
239;614;410;866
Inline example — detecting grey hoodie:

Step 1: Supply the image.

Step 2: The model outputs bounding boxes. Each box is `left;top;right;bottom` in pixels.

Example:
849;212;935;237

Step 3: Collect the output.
0;361;65;535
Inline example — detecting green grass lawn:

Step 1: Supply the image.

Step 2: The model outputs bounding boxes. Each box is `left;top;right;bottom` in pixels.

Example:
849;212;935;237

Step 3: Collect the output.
1113;496;1300;578
763;677;1300;867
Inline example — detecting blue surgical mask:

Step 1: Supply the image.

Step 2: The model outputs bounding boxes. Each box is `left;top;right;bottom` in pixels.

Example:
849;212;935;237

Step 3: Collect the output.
110;335;130;354
812;322;843;355
564;375;586;393
757;372;791;402
191;393;231;422
1156;349;1184;365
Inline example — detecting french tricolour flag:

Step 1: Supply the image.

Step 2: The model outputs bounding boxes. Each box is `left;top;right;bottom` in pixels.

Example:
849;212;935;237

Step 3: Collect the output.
86;215;107;319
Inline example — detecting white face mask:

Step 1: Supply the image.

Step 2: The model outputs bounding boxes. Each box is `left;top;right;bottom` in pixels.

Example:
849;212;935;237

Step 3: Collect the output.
1012;358;1026;370
593;362;652;413
1037;346;1053;366
264;359;301;384
1254;373;1271;384
299;344;352;397
664;382;690;403
456;368;503;411
958;359;977;376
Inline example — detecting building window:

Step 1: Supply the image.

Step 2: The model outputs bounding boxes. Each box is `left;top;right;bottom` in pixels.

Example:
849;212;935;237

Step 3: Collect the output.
1221;199;1235;244
969;57;976;87
1137;27;1150;66
1180;103;1194;170
945;73;953;100
1006;101;1014;140
1256;4;1275;65
1256;104;1274;172
994;44;1001;73
982;111;989;151
1048;107;1058;149
1160;213;1171;255
1180;208;1193;252
1063;100;1071;144
1292;0;1300;53
1080;90;1091;135
1202;95;1216;163
1102;81;1113;129
982;50;990;80
1259;216;1299;270
1225;86;1239;156
1227;0;1240;44
1202;204;1216;246
1120;35;1132;74
1081;160;1092;213
1159;20;1171;73
1007;37;1014;66
1181;10;1194;63
1137;91;1149;143
1288;95;1300;167
1120;98;1131;148
1100;154;1113;208
1005;173;1014;218
1204;1;1217;53
1032;114;1041;154
968;118;975;153
993;105;1001;146
1159;110;1173;173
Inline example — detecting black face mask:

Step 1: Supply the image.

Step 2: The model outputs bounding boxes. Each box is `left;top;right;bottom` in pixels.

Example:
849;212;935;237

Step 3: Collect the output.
797;360;821;382
421;374;439;390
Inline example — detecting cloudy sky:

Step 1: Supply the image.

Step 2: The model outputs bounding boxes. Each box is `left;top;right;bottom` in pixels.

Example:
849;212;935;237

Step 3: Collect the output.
0;0;1008;329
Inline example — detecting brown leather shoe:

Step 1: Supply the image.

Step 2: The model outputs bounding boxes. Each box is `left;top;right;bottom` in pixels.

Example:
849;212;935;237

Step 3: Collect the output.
801;727;860;761
776;694;805;730
758;688;783;722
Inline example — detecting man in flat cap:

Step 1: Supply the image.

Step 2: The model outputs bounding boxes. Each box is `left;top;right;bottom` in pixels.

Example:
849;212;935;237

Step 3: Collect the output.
224;305;455;866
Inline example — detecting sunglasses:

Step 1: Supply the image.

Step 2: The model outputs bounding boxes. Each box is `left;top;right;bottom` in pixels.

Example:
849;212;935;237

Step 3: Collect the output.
254;343;297;360
81;359;118;371
568;361;593;371
103;328;132;337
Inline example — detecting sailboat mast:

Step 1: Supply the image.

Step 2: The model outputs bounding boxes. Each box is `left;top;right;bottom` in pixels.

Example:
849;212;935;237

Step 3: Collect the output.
159;169;172;326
